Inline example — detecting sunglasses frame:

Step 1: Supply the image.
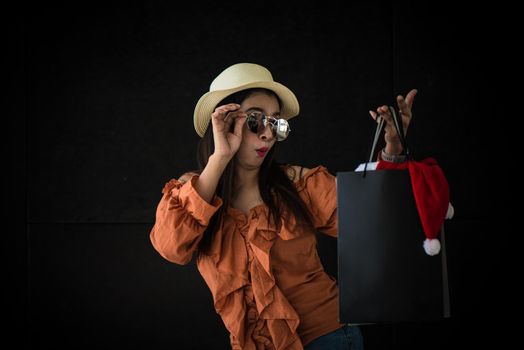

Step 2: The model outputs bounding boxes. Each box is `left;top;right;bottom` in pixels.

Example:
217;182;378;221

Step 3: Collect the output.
245;111;291;141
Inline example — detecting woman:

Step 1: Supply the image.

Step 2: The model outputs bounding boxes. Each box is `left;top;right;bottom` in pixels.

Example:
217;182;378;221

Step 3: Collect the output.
150;63;417;349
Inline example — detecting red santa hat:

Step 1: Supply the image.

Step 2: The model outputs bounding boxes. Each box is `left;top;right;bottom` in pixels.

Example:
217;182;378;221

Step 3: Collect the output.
376;158;452;255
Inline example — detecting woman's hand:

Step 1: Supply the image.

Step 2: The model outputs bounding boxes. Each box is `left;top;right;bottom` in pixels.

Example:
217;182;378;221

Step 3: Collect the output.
369;89;417;155
210;103;247;160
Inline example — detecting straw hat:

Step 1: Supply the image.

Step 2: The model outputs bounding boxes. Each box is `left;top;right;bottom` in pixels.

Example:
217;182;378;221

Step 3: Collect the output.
193;63;300;137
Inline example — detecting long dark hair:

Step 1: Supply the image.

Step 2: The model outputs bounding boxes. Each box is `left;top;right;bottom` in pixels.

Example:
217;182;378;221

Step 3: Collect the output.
194;88;316;257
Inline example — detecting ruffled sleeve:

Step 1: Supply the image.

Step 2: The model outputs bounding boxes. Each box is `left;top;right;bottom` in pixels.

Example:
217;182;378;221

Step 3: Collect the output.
294;165;338;237
150;174;223;265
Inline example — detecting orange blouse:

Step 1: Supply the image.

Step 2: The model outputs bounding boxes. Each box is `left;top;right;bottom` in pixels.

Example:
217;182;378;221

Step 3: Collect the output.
150;165;345;349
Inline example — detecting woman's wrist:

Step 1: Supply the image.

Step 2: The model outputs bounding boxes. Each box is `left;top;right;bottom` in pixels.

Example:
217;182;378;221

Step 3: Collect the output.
384;143;403;156
209;153;232;167
380;148;406;163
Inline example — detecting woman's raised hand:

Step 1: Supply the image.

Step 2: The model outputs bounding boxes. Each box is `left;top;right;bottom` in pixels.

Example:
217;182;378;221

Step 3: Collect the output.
210;103;247;160
369;89;418;155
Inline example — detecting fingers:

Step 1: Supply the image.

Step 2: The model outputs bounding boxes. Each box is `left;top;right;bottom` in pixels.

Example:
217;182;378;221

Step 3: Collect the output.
404;89;418;109
232;113;246;137
223;111;235;127
370;106;394;127
369;90;417;145
376;105;394;125
225;110;246;130
211;103;248;138
396;96;411;120
212;103;241;121
369;110;388;127
371;105;399;137
396;89;417;113
369;110;380;121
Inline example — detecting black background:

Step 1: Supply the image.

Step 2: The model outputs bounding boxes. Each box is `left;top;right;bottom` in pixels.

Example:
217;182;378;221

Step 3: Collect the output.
8;1;515;349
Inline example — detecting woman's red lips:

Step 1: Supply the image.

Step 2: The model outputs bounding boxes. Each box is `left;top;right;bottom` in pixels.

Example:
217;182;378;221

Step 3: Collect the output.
256;147;268;157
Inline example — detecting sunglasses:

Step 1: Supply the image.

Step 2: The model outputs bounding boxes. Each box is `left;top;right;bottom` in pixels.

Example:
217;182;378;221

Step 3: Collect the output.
245;111;291;141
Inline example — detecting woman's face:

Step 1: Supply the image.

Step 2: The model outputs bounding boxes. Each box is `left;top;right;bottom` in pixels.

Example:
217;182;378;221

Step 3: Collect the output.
235;91;280;166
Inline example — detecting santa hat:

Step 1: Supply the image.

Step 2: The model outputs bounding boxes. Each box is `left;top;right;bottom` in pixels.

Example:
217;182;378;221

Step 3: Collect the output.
377;158;452;255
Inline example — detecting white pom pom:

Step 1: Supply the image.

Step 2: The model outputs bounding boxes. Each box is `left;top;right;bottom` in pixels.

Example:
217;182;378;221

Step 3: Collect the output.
423;238;441;256
446;203;454;219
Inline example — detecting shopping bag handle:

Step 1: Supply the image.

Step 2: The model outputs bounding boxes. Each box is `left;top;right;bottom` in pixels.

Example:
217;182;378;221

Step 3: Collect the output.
364;106;409;175
389;106;409;158
367;106;409;162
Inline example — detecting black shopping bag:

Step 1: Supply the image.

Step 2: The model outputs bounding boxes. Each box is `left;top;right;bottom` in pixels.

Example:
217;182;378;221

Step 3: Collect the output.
336;107;450;323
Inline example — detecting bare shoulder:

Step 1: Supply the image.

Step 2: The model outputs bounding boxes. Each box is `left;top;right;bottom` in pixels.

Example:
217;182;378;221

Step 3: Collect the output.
282;164;312;182
178;171;200;184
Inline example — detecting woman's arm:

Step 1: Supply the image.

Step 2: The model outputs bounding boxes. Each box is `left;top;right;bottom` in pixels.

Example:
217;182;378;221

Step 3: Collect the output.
149;155;229;265
192;154;229;203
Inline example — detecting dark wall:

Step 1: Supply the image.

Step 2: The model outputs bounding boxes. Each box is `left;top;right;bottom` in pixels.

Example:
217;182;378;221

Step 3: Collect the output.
11;1;513;349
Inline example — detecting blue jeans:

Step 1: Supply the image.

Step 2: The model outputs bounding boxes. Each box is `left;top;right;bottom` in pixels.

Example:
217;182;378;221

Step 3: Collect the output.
304;324;364;350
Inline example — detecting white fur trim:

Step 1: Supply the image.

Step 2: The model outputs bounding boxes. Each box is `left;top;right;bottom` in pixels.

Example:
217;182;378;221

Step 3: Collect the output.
446;203;454;219
423;238;441;256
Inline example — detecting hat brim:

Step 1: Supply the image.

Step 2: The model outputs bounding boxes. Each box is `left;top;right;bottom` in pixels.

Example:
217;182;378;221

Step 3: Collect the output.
193;81;300;138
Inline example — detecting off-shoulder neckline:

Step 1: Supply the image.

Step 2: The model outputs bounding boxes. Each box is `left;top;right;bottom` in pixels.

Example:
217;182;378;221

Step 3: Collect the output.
280;163;326;181
227;165;327;216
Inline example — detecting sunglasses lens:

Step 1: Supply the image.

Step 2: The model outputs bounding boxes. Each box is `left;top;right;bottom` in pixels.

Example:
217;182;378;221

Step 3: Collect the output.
273;119;290;141
246;112;290;141
246;112;264;133
246;117;259;133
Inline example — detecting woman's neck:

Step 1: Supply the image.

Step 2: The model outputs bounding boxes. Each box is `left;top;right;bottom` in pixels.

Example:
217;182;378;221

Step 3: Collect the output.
234;164;260;193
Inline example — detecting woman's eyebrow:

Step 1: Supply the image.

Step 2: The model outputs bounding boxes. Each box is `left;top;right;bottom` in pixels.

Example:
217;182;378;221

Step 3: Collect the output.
246;107;281;116
246;107;264;113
